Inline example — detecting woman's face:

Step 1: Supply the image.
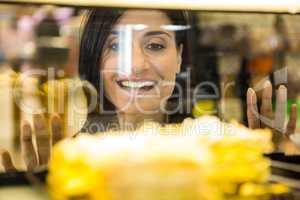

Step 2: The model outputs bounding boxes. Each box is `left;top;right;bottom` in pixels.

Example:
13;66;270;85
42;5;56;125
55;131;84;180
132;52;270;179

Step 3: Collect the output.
101;10;183;114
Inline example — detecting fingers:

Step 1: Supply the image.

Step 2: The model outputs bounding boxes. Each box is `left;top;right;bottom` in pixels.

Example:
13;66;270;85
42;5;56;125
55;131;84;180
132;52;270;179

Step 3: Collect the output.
286;104;297;136
0;150;16;172
21;120;38;171
260;81;273;128
274;85;287;133
247;88;260;129
33;114;50;166
50;114;63;145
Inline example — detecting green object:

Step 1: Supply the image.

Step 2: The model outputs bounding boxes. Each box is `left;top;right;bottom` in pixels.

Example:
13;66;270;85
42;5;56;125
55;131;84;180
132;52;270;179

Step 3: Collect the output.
192;100;217;117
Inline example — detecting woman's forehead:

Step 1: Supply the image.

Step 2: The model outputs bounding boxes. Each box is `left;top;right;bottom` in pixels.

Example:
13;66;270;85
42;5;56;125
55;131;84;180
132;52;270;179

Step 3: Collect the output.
115;10;172;27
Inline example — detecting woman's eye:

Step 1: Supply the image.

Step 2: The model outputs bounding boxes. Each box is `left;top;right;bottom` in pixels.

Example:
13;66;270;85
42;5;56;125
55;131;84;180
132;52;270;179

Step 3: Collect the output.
109;43;119;51
145;43;165;51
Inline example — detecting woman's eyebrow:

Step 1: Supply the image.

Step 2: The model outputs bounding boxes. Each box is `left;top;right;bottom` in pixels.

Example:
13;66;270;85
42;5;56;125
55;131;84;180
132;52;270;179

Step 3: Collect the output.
110;30;119;36
109;30;172;38
144;31;172;38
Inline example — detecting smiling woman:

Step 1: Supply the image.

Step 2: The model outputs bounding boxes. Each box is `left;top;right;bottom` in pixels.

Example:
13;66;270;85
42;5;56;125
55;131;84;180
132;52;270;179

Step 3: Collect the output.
0;7;192;172
79;8;189;132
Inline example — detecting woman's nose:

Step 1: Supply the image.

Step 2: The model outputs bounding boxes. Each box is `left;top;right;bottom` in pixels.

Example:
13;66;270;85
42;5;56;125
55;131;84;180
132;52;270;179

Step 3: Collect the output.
131;44;148;75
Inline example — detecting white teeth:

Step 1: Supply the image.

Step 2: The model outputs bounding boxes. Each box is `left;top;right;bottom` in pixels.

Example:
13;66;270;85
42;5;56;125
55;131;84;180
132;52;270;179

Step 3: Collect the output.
120;81;156;88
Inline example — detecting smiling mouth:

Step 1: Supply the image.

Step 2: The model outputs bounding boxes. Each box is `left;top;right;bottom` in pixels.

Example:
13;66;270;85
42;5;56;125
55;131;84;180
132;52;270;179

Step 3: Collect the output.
116;80;158;91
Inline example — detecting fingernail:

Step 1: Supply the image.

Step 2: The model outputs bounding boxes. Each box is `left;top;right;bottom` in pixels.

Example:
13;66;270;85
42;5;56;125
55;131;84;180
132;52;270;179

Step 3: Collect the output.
51;113;61;122
279;84;286;90
247;88;252;102
21;120;30;127
264;80;271;88
1;150;10;160
22;122;31;131
247;88;254;95
278;85;287;101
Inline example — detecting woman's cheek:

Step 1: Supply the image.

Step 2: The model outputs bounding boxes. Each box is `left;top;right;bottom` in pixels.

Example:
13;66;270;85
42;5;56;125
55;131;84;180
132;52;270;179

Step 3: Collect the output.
102;53;120;71
151;57;178;81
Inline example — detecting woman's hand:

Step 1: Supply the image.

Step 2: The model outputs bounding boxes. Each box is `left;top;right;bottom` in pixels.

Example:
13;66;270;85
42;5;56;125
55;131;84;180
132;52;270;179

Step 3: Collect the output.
0;113;63;172
247;81;298;150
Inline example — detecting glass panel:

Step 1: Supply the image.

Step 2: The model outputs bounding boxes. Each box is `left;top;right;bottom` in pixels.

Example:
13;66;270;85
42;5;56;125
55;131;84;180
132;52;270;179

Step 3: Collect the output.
0;3;299;189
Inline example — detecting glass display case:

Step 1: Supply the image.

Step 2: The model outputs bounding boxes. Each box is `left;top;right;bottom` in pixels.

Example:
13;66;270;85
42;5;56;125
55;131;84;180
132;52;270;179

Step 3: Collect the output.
0;0;300;199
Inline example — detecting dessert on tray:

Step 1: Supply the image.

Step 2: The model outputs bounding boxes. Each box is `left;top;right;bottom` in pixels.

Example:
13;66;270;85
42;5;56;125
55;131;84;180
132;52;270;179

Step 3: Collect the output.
47;116;288;200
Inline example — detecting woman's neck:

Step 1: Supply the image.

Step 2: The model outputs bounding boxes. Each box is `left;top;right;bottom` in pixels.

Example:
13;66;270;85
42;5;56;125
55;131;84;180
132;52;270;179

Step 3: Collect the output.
117;112;166;131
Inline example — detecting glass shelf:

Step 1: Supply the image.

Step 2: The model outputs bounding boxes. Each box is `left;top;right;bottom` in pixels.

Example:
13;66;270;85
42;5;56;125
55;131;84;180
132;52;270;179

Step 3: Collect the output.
1;0;300;14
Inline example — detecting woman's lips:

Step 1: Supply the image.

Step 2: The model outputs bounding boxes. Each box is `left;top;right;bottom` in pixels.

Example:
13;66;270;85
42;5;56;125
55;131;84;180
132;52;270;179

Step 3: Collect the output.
116;80;158;91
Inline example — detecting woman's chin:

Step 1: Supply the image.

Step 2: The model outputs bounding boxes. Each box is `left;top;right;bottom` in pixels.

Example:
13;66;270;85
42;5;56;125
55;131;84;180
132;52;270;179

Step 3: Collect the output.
116;104;162;115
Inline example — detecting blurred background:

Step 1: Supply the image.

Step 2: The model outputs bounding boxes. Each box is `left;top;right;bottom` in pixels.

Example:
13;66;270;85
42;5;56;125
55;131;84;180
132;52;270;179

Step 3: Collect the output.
0;4;87;171
1;4;300;171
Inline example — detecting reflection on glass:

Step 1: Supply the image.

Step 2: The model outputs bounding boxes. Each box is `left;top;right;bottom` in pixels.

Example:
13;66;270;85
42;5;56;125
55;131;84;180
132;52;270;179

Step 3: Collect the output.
0;4;299;200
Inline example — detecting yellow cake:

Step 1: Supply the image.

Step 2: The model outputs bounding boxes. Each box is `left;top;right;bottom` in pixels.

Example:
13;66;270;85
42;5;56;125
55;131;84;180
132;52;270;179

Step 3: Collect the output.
47;116;287;200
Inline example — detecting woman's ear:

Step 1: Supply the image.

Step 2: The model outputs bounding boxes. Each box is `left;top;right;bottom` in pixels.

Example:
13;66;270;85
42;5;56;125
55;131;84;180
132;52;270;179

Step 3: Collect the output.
176;44;183;73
